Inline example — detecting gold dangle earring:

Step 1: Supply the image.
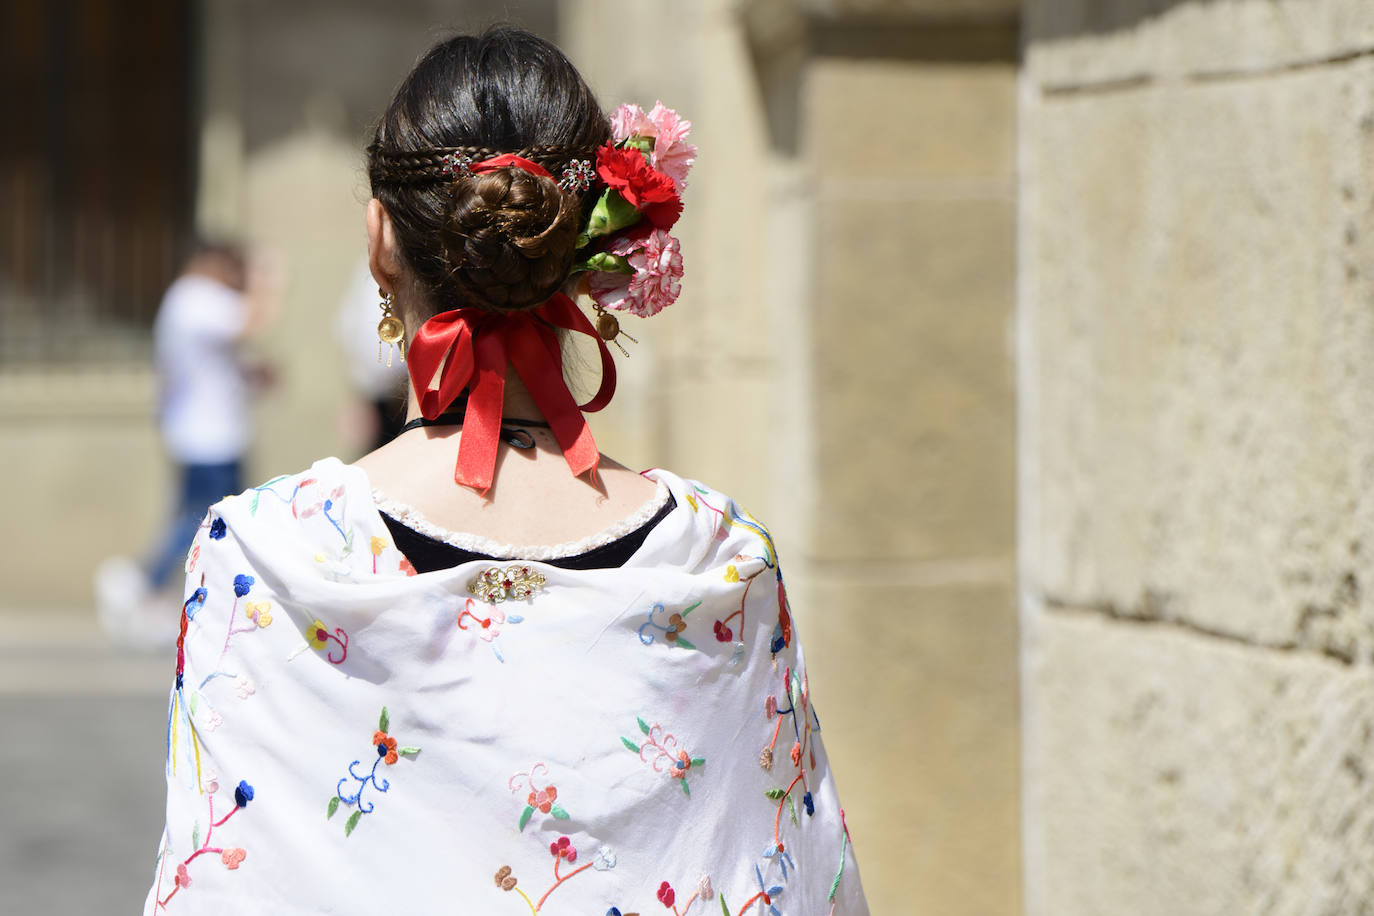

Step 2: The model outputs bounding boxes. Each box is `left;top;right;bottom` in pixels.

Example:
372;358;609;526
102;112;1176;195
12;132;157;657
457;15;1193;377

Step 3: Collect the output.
592;302;637;357
377;288;406;367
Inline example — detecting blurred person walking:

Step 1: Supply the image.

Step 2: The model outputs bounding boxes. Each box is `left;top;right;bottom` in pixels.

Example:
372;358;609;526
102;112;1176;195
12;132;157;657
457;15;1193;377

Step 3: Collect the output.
96;241;275;647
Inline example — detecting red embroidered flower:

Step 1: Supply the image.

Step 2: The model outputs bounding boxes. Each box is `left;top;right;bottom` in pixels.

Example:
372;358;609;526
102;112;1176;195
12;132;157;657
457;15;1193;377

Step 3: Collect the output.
374;730;399;765
549;835;578;862
657;881;676;907
790;741;802;767
596;144;682;229
220;847;246;870
174;863;191;888
528;784;558;813
713;619;733;642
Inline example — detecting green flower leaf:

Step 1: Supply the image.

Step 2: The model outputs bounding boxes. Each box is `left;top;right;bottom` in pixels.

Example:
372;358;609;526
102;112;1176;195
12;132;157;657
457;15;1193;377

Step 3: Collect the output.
188;693;199;715
327;796;340;819
720;894;731;916
682;601;702;617
676;637;697;651
680;777;691;797
764;788;787;800
637;717;651;736
582;189;643;243
378;707;390;734
551;805;569;820
576;251;634;275
787;795;798;826
398;746;421;757
691;757;706;767
191;822;200;850
344;809;362;837
518;805;533;832
621;736;640;754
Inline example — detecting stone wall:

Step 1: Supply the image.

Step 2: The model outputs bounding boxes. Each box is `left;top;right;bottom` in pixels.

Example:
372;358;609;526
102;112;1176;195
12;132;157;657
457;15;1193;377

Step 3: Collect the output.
567;2;1022;911
1020;1;1374;912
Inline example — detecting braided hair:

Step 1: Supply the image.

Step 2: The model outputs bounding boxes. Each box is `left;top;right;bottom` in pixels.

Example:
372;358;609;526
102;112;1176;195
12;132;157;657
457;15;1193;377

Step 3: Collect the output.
367;28;610;316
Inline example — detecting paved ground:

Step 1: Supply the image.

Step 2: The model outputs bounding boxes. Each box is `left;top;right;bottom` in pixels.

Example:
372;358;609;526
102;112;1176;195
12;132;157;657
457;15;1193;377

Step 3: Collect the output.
1;616;170;913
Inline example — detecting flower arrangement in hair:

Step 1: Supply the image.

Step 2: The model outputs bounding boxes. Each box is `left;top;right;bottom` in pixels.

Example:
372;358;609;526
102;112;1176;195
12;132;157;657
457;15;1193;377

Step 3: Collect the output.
574;102;696;327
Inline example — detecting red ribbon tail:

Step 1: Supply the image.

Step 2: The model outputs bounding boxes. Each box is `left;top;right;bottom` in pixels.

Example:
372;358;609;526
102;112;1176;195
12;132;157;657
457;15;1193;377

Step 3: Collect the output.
453;327;509;493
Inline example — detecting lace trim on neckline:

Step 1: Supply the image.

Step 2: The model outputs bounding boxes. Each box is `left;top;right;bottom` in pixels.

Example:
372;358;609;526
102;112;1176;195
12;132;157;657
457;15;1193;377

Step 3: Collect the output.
371;479;672;562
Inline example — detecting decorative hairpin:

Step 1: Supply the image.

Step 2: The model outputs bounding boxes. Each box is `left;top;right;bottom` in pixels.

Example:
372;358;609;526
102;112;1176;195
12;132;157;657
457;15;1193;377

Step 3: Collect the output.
440;153;474;180
558;159;595;193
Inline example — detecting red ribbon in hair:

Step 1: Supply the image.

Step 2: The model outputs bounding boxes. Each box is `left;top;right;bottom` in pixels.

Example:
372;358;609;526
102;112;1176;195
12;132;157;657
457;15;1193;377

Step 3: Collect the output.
405;293;616;493
472;153;553;179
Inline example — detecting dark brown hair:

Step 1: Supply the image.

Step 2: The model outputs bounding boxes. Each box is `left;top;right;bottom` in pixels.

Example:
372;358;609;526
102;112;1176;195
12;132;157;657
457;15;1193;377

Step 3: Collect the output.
367;28;610;317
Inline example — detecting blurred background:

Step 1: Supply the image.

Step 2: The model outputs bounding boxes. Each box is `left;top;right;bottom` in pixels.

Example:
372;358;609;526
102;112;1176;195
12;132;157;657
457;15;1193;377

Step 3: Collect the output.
5;0;1369;914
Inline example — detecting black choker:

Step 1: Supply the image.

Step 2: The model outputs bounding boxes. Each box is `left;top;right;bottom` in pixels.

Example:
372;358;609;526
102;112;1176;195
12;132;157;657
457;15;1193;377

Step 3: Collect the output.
399;410;551;450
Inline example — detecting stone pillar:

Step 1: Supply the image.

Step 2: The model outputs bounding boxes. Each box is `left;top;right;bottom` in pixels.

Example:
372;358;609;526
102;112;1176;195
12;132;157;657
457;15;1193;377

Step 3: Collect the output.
565;2;1022;912
1021;2;1374;913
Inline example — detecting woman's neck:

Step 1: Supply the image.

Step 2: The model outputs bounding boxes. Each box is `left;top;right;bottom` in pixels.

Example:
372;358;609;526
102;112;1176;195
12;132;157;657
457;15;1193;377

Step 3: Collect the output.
403;369;544;423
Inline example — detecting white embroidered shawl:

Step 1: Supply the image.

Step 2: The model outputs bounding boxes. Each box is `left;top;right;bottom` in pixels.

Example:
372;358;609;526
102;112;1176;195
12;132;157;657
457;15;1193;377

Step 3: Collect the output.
145;458;868;915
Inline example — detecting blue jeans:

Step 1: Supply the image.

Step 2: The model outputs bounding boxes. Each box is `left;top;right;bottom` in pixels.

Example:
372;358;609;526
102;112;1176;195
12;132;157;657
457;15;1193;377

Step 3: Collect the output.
146;460;242;588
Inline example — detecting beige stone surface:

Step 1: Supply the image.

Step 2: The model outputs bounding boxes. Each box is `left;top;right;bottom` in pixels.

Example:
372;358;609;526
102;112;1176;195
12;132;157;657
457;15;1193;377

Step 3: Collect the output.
1027;609;1374;916
0;371;165;610
800;578;1021;916
811;58;1018;181
1023;60;1374;655
1027;0;1374;90
812;195;1017;562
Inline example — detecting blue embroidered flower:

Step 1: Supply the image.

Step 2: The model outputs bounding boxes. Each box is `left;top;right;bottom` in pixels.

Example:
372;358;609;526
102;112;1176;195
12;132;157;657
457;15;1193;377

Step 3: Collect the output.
234;780;254;807
233;574;255;598
606;909;622;916
183;587;208;621
803;791;814;816
209;517;227;540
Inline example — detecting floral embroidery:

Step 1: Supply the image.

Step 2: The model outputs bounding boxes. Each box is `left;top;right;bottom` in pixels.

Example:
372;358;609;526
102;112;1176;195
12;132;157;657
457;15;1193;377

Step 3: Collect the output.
302;618;349;664
208;517;226;540
151;778;254;909
243;600;272;628
620;717;704;796
197;574;270;691
827;809;853;915
233;676;255;700
492;840;616;911
370;536;387;573
326;707;420;836
610;873;714;916
511;763;571;831
638;601;701;650
168;588;210;790
457;597;524;661
469;564;546;603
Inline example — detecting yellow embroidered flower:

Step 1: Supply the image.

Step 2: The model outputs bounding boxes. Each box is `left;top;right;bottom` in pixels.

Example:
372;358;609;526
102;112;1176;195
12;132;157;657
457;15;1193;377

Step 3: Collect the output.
244;600;273;627
306;619;330;649
370;536;387;557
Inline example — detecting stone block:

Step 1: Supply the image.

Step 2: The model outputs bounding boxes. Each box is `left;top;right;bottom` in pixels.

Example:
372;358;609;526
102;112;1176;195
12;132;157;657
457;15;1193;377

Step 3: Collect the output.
809;58;1017;182
0;408;165;611
812;196;1017;562
1027;610;1374;916
799;578;1021;916
1023;60;1374;655
1027;0;1374;91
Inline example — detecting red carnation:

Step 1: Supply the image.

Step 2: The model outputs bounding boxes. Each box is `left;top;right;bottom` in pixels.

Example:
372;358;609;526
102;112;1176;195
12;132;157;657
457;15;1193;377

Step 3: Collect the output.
596;144;682;230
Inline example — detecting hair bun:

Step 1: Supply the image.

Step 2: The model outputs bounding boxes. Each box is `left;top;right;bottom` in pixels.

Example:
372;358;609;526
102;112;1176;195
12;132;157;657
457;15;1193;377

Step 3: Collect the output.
439;168;579;312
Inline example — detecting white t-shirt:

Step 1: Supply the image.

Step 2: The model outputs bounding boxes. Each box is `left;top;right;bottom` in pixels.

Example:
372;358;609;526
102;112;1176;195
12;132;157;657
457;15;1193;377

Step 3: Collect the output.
154;274;250;464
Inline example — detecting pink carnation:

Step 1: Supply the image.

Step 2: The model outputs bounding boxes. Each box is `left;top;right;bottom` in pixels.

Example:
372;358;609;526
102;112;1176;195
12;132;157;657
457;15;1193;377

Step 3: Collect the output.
608;101;696;193
589;229;684;318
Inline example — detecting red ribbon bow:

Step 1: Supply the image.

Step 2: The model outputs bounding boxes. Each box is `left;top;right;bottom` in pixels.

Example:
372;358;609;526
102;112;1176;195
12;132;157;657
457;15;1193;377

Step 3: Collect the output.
405;293;616;493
